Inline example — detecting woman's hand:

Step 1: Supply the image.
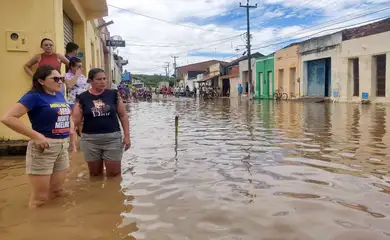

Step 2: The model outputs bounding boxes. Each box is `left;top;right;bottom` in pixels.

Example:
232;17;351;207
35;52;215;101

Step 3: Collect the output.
123;136;131;151
32;133;49;150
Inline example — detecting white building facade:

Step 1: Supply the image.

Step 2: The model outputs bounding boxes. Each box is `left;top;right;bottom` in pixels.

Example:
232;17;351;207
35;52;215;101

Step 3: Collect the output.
338;31;390;103
239;58;257;96
299;32;342;100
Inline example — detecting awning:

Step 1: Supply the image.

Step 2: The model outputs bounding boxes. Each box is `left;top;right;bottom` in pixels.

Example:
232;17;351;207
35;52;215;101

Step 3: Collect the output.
202;74;220;81
80;0;108;20
63;0;108;22
220;73;239;80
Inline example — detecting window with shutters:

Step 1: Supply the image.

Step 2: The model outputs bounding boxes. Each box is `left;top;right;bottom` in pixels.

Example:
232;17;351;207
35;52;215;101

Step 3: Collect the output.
376;55;386;97
63;12;74;48
352;58;359;97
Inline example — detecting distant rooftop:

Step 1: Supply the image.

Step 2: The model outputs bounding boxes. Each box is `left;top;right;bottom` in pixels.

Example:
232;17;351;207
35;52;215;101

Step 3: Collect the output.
226;52;264;67
342;17;390;41
176;60;228;79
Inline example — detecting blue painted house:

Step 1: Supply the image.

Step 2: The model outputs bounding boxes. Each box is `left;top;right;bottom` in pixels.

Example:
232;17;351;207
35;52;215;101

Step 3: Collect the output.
299;32;342;98
121;70;132;83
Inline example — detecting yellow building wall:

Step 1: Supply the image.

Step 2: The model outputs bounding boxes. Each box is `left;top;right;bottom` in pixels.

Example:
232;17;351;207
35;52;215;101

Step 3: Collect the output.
84;20;106;73
274;45;301;97
0;0;106;140
0;0;58;140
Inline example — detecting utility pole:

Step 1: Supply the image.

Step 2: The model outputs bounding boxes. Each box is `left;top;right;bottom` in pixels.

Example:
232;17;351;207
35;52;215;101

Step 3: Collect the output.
240;0;257;98
165;62;170;81
171;56;179;81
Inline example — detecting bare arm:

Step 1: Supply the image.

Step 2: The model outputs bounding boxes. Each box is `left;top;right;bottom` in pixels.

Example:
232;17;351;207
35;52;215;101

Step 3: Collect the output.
24;55;39;77
117;94;130;150
69;116;77;151
70;117;75;135
72;103;83;128
58;53;70;66
0;103;43;140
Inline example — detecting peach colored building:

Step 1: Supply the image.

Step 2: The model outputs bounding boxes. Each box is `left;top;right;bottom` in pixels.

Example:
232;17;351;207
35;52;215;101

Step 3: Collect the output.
274;44;301;98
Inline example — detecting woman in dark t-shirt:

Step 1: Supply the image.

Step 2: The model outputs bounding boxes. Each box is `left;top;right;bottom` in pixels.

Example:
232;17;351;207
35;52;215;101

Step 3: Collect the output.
73;68;130;177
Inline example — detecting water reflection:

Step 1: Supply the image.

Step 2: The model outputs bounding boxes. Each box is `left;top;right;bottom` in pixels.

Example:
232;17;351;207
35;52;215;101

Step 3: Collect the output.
1;99;390;239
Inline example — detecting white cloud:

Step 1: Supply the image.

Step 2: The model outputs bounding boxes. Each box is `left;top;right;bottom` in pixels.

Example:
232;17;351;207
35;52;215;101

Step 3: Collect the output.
104;0;389;75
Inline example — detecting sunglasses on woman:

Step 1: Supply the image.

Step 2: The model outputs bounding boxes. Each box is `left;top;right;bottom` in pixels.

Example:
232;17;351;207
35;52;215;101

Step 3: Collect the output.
50;77;65;83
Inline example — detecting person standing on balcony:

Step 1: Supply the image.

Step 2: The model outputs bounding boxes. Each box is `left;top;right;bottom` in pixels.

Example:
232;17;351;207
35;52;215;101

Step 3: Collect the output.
24;38;69;95
1;65;73;209
72;68;131;177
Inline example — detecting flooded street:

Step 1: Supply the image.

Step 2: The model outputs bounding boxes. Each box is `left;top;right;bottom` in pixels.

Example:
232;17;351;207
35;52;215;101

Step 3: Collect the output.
1;99;390;240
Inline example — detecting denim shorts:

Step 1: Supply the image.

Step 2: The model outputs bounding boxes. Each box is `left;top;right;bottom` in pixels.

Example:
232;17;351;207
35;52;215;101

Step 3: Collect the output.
26;139;70;175
80;131;123;162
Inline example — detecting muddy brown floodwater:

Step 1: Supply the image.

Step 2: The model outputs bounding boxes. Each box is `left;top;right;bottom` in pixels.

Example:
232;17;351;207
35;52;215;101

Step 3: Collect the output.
1;99;390;240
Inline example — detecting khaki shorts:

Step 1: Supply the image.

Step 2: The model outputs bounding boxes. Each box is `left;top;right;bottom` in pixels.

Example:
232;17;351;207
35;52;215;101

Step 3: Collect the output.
26;139;70;175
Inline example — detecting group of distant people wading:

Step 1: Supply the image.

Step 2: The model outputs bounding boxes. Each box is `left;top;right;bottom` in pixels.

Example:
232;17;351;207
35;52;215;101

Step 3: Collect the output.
1;38;130;209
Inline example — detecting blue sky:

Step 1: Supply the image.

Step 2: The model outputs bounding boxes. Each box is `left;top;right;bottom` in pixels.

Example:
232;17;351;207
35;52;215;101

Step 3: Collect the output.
106;0;390;74
182;4;320;29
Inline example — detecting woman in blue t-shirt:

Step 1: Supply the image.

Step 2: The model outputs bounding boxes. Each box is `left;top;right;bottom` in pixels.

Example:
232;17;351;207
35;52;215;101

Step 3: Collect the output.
1;65;73;209
73;68;130;177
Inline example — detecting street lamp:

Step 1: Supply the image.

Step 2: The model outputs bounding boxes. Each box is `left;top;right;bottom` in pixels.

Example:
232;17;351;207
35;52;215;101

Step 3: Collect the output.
235;45;246;52
96;20;114;31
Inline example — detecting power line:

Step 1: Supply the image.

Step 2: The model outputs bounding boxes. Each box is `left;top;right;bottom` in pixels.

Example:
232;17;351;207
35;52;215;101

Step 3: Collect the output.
108;4;232;33
240;0;257;98
250;0;317;20
119;35;244;64
159;34;244;57
110;3;389;52
250;1;385;30
251;15;390;51
137;3;388;53
249;0;324;25
250;5;390;49
126;15;389;71
221;6;242;16
288;4;390;38
123;33;244;48
115;3;390;74
221;14;390;62
298;0;318;9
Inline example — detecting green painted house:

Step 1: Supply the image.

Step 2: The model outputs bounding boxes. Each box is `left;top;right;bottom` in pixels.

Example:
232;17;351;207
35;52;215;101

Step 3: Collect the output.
255;54;274;99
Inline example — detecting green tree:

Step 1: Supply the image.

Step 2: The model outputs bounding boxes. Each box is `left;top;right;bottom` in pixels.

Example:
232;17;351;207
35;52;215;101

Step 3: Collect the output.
132;74;174;87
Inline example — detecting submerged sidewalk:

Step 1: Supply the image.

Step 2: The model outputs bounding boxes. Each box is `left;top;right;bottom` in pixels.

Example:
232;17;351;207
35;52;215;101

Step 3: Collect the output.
0;140;28;156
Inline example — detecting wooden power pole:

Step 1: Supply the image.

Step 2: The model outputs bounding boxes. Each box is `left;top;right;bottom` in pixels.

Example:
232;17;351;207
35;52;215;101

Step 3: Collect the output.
240;0;257;97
